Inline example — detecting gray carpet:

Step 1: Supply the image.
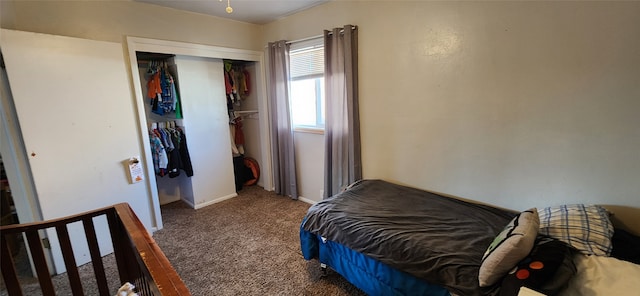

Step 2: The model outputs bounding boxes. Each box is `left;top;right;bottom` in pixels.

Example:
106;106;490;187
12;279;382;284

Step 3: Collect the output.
2;185;365;295
153;185;365;295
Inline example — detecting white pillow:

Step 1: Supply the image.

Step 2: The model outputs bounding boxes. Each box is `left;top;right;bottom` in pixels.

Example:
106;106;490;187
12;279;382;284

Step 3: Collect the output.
559;254;640;295
478;208;540;287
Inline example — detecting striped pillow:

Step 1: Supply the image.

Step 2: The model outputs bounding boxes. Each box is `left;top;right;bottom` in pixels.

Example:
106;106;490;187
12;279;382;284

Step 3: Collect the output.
538;204;614;256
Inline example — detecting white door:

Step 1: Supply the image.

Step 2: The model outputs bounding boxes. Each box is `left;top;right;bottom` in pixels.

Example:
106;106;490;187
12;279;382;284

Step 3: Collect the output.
1;56;49;276
173;56;237;208
1;29;156;274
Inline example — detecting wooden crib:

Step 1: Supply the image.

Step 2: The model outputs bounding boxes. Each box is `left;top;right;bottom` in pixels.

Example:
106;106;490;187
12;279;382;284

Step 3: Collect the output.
0;203;190;296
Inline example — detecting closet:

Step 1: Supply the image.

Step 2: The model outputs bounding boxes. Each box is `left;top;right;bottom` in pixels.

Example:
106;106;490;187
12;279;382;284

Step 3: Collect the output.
136;53;194;206
135;52;265;208
224;60;262;191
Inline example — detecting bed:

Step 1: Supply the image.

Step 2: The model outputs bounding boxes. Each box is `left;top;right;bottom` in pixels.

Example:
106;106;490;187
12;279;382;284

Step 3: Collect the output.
300;179;637;296
300;179;517;296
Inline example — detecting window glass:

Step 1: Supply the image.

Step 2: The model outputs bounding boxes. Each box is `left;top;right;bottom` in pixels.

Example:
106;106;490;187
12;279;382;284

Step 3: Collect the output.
291;79;317;126
289;40;324;130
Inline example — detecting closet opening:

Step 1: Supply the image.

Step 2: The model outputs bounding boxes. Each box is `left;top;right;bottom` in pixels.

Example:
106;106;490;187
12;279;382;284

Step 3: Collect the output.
224;59;261;192
127;37;272;230
133;48;267;216
136;52;194;207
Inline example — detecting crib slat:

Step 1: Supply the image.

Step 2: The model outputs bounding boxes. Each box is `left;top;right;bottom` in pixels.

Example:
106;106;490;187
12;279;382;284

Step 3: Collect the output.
25;230;55;295
82;217;110;296
107;212;135;283
55;224;84;296
1;233;24;296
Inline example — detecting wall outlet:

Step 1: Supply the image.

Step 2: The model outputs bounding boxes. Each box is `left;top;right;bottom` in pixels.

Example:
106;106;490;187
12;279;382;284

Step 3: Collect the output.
319;190;324;199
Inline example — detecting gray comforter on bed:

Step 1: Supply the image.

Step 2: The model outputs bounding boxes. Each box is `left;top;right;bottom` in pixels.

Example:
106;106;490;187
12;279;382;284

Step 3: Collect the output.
301;179;516;296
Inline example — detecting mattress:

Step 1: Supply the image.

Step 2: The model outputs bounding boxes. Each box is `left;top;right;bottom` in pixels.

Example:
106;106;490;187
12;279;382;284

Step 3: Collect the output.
301;229;451;296
301;179;516;296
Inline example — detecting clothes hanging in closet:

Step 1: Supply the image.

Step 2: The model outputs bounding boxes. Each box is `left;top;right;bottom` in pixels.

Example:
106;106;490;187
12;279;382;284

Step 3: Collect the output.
224;61;251;106
149;124;193;177
150;130;168;175
177;127;194;177
234;117;245;146
229;122;244;156
146;61;182;118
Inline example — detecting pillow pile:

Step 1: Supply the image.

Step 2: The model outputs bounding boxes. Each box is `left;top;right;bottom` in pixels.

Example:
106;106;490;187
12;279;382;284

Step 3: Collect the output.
479;208;540;287
538;204;614;256
499;236;577;296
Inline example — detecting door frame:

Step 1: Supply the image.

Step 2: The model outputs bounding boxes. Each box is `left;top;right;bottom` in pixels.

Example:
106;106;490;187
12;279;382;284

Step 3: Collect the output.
1;54;55;276
124;37;273;229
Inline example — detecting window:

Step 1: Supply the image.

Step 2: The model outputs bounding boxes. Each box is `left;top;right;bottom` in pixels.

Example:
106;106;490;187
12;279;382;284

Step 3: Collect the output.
289;40;324;131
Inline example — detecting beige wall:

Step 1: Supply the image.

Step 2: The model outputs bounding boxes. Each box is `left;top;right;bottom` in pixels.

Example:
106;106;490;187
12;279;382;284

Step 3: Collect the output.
263;1;640;219
1;0;262;50
2;1;639;231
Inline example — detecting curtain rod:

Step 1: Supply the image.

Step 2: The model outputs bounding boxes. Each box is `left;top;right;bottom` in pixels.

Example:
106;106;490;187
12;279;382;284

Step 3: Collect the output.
265;25;357;48
286;34;322;45
264;35;321;49
287;25;356;44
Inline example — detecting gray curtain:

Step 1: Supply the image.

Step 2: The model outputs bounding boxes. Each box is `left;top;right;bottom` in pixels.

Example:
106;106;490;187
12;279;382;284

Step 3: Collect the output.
323;25;361;198
267;40;298;199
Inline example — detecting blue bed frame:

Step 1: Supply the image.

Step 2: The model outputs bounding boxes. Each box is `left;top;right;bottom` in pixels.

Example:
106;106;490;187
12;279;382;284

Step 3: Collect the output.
300;224;451;296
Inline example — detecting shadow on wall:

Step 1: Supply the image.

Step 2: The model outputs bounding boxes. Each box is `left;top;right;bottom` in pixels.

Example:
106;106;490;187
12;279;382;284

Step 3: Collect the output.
602;205;640;236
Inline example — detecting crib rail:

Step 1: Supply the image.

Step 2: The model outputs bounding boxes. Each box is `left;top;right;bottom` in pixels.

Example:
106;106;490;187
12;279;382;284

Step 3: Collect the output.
0;203;190;296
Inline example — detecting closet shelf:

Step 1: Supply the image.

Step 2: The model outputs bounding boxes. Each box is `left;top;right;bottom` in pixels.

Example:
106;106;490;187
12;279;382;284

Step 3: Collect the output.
230;110;259;121
234;110;259;114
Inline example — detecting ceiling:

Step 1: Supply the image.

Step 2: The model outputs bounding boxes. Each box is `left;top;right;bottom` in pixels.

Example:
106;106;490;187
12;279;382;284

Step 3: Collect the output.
135;0;329;25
